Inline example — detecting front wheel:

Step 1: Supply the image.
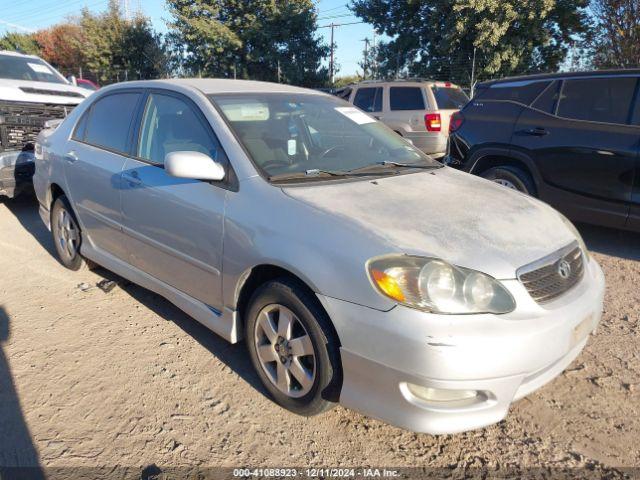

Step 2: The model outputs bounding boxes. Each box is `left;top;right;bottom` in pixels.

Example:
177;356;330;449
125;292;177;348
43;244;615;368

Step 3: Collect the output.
245;278;341;416
51;196;90;271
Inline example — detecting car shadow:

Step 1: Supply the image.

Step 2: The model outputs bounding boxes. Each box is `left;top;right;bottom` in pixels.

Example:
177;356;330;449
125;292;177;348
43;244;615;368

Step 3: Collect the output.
1;194;269;401
0;306;44;478
576;222;640;261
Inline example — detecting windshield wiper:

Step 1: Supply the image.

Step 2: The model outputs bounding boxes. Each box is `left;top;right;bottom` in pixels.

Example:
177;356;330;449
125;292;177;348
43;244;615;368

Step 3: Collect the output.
268;168;349;182
377;160;444;170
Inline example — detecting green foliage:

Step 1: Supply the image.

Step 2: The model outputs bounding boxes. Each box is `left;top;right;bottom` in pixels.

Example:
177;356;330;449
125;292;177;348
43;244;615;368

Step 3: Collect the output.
0;32;41;56
333;74;362;87
351;0;591;85
167;0;330;86
590;0;640;68
80;0;168;83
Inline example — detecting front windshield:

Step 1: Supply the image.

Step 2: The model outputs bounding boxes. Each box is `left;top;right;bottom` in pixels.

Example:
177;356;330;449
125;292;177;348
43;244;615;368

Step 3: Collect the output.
0;54;67;84
210;93;439;180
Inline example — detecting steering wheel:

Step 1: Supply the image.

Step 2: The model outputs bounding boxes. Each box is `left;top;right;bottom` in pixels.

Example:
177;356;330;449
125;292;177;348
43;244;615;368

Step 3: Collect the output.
319;145;347;159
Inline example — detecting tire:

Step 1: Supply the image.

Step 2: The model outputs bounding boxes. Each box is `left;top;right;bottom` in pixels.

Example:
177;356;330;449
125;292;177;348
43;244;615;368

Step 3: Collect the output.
481;165;537;196
245;277;341;416
51;196;91;271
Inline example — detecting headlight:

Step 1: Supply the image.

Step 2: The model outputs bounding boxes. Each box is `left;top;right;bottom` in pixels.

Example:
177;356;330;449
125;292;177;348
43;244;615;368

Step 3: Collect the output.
558;213;590;261
367;256;516;314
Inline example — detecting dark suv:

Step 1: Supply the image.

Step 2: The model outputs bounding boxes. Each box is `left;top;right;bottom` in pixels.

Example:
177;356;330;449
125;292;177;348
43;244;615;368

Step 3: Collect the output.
446;70;640;231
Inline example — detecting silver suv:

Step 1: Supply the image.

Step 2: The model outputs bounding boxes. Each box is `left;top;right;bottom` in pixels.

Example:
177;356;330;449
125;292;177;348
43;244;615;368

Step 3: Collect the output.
34;79;604;434
340;79;469;158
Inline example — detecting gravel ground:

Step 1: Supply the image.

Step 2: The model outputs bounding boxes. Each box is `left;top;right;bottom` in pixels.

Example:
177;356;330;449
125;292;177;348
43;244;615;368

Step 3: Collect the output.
0;194;639;477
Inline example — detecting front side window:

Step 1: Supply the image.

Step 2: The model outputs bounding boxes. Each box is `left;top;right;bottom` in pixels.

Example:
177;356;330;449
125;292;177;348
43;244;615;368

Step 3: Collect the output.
557;77;638;124
390;87;425;111
0;54;67;84
211;93;438;180
84;93;140;153
353;87;382;112
137;93;219;165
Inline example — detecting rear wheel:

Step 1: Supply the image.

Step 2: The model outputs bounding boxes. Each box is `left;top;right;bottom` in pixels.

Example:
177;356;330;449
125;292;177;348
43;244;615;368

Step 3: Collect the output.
245;278;341;416
481;165;536;196
51;196;90;271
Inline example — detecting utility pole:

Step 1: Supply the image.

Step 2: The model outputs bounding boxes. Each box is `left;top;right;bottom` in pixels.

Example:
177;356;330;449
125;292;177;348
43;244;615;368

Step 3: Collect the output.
329;23;335;86
362;37;370;80
372;31;376;80
121;0;130;21
470;47;477;98
277;60;281;83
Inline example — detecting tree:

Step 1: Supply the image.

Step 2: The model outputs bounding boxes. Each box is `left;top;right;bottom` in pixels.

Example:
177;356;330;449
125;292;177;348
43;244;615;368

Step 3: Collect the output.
0;32;40;55
80;0;168;83
351;0;591;86
36;24;85;77
590;0;640;68
167;0;330;86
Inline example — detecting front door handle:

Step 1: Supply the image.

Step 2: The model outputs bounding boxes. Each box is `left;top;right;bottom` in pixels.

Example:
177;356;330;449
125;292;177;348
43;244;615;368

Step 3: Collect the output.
523;127;549;136
122;171;142;186
64;151;78;163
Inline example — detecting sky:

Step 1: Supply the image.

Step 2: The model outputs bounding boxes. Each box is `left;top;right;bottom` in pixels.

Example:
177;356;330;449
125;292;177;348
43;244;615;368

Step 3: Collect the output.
0;0;377;77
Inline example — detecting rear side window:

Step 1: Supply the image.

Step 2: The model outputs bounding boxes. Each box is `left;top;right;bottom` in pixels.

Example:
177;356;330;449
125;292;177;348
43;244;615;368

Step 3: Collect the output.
633;93;640;125
531;81;561;114
84;93;140;153
72;110;90;141
557;77;638;125
476;81;550;105
431;86;469;110
353;87;382;112
390;87;425;110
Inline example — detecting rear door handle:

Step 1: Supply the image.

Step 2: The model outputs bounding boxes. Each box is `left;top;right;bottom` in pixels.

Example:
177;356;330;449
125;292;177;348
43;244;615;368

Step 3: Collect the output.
122;171;142;186
523;127;549;136
64;151;78;163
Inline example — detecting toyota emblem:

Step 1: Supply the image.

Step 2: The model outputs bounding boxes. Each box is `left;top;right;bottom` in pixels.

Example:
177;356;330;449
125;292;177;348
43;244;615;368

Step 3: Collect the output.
557;260;572;279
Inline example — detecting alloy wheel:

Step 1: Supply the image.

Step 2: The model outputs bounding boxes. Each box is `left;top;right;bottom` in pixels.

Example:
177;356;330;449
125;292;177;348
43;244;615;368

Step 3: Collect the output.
493;178;519;190
253;304;316;398
55;208;79;261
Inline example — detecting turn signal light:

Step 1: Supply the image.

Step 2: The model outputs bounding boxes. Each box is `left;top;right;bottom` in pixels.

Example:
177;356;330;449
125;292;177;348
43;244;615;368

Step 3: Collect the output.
425;113;441;132
371;269;405;302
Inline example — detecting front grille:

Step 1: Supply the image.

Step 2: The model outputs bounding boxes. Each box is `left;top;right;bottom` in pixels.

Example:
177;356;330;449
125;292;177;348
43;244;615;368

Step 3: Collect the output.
0;101;74;152
518;243;584;304
19;87;85;98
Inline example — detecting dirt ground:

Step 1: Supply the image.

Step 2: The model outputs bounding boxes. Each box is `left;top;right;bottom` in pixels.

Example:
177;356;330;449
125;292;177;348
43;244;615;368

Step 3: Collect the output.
1;194;639;477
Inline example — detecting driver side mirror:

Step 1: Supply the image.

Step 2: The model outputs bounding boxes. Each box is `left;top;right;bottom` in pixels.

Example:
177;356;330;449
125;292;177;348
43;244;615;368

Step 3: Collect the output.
165;151;225;182
67;75;78;86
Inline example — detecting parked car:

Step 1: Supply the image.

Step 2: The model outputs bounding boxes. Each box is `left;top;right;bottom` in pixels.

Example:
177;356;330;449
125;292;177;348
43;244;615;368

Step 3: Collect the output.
0;50;89;198
446;69;640;231
342;79;469;158
76;77;100;91
34;79;604;434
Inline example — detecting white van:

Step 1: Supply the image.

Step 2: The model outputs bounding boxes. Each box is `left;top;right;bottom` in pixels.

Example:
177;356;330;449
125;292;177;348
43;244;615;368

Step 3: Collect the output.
0;50;89;197
339;79;469;158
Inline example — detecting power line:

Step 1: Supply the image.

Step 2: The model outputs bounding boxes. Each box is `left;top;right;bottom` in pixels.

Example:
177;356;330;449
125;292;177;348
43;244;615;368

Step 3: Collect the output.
3;0;109;25
318;20;364;28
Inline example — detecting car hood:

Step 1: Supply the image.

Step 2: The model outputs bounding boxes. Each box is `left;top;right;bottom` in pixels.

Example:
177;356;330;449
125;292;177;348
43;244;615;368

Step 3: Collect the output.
282;167;576;279
0;78;89;105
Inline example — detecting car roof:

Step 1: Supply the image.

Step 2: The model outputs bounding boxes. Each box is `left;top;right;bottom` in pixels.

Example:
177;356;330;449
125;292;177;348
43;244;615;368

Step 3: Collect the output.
107;78;325;96
351;79;461;88
478;69;640;88
0;50;40;59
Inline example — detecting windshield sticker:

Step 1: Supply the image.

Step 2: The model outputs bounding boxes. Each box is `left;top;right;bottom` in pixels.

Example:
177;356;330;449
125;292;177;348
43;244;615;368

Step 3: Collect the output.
287;139;296;156
27;62;53;74
220;102;270;121
335;107;375;125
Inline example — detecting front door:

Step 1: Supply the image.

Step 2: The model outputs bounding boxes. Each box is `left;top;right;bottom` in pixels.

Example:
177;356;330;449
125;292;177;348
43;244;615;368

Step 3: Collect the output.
512;76;639;229
120;91;228;310
64;91;142;260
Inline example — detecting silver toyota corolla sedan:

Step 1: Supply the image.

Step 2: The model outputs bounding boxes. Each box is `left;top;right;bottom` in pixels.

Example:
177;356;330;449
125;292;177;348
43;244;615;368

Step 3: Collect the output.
33;79;605;434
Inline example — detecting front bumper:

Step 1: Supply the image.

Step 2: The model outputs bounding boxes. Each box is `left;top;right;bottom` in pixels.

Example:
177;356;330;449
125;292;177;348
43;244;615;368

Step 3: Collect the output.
0;150;35;198
318;257;604;434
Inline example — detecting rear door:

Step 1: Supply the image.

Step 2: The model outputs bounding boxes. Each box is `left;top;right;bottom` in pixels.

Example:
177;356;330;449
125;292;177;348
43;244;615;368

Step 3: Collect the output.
512;76;639;228
64;90;142;261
